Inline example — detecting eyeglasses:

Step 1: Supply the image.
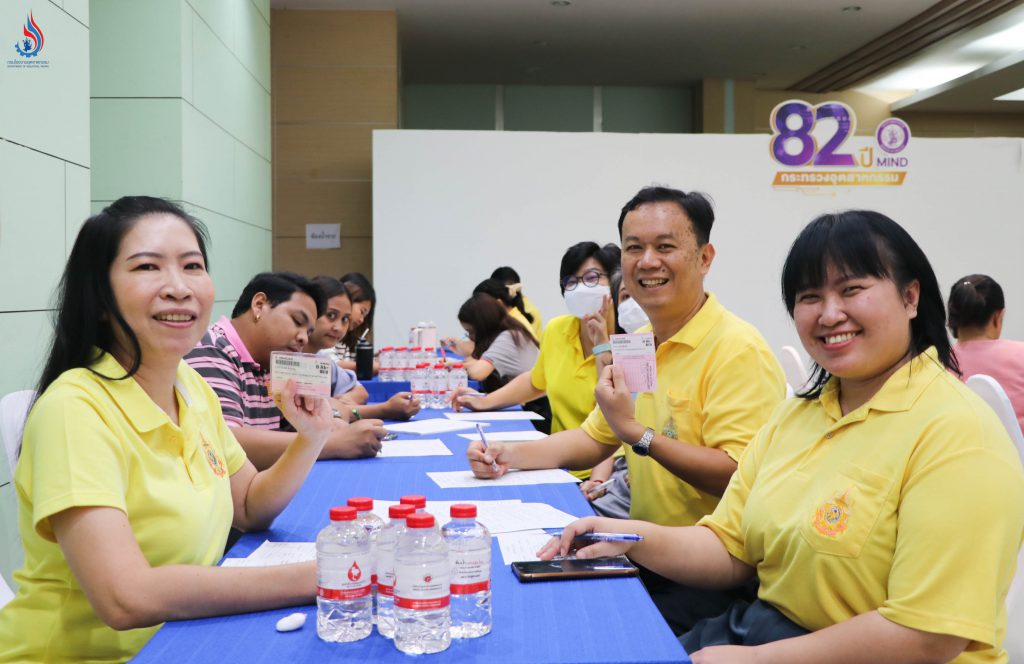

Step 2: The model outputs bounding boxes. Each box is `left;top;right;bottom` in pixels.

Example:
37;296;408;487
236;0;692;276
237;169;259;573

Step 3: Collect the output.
561;269;608;291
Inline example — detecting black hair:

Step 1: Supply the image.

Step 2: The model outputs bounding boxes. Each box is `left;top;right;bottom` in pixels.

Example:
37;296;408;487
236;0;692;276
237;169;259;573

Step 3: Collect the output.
36;196;211;397
458;293;538;362
474;278;533;324
617;186;715;245
230;272;326;319
558;242;621;295
340;272;376;347
489;266;533;323
609;270;625;335
312;275;351;304
781;209;957;398
947;274;1005;339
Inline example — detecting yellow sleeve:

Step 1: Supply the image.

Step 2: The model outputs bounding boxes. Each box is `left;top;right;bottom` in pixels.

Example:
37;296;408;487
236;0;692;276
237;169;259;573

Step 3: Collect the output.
697;422;771;565
23;388;129;541
703;343;785;462
580;404;620;447
879;416;1024;649
529;322;552;392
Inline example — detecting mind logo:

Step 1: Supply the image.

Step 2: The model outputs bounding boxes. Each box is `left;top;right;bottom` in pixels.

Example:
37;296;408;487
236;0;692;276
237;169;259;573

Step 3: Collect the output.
812;488;852;538
14;12;43;58
348;561;362;582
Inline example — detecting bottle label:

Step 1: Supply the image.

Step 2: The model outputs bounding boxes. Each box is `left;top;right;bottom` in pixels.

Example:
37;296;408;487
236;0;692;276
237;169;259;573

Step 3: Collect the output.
318;553;372;600
394;560;450;610
449;549;491;594
378;550;395;596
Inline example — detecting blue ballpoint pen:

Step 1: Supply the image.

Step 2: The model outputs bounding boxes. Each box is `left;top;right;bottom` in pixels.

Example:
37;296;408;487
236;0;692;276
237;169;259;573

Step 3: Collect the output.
476;423;500;473
567;532;644;543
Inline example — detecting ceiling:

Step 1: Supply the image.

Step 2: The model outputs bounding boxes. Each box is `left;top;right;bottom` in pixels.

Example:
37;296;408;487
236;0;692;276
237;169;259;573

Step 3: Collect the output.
270;0;1024;111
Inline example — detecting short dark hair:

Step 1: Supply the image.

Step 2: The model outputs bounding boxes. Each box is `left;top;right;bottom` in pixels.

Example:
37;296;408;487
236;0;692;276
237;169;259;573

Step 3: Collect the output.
37;196;211;396
781;210;957;398
490;266;521;284
617;186;715;245
230;272;325;319
947;274;1005;338
312;275;350;304
474;278;533;324
558;242;621;295
458;293;537;361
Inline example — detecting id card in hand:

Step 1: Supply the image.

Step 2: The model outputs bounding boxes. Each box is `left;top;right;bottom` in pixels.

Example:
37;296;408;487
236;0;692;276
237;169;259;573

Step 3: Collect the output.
610;333;657;393
270;351;332;398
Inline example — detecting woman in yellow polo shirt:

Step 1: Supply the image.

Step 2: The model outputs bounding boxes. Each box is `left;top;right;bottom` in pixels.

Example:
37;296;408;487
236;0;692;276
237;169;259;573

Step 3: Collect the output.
545;210;1024;664
0;197;332;663
490;265;544;339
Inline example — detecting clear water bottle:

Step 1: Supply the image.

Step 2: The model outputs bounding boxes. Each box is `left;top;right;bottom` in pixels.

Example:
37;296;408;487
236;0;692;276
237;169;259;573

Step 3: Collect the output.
411;363;431;405
394;513;451;655
442;504;492;638
394;346;409;382
379;346;395;382
410;346;423;367
377;504;417;639
400;494;427;512
449;363;468;396
347;497;384;622
316;506;372;643
430;363;449;409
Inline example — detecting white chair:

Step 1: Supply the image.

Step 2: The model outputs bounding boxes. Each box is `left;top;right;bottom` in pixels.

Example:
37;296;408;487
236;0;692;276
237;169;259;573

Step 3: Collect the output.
1004;546;1024;662
779;346;809;394
1;390;35;479
0;574;13;608
964;375;1024;462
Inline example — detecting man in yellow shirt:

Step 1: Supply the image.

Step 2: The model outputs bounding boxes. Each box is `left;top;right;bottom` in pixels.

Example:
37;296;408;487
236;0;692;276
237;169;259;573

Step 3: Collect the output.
467;186;785;632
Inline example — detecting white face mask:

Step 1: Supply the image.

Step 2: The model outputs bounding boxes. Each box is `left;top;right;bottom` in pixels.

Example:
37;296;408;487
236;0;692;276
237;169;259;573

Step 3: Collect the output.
564;284;610;319
617;297;650;333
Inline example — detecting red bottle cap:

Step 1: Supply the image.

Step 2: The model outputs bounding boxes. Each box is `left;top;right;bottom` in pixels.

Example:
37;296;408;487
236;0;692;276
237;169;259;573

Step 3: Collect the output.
406;513;436;529
450;503;477;518
400;495;427;509
347;497;373;511
389;504;416;519
329;506;357;521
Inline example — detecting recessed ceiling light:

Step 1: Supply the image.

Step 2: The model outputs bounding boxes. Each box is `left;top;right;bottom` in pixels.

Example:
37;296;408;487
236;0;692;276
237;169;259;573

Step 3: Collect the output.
551;0;571;6
842;6;862;12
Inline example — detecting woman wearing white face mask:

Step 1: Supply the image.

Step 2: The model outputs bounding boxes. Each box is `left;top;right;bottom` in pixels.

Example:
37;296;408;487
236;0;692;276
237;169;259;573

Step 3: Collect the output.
452;242;630;517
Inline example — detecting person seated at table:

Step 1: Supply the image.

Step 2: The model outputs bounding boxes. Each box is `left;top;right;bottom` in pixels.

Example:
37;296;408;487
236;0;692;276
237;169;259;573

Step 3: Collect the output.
0;197;324;663
457;292;540;393
334;272;378;374
491;265;544;339
948;274;1024;432
305;275;419;422
466;187;786;633
543;209;1024;664
186;272;386;470
472;278;540;342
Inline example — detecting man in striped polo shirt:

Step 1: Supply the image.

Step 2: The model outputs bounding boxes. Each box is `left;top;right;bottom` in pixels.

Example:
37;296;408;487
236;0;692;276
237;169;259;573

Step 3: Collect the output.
187;272;387;469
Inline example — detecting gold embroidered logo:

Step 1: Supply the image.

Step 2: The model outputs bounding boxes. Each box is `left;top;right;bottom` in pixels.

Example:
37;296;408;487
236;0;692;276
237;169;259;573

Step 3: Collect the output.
812;488;852;538
200;431;226;478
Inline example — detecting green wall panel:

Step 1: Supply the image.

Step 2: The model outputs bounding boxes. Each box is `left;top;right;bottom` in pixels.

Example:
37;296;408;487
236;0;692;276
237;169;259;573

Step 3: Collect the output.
65;163;91;255
90;0;183;98
0;311;52;395
602;86;694;134
182;104;236;217
402;85;496;130
504;85;593;132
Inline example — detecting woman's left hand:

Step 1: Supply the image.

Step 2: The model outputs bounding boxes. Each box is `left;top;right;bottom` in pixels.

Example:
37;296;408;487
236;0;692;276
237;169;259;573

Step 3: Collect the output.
594;364;640;443
690;646;760;664
275;379;333;447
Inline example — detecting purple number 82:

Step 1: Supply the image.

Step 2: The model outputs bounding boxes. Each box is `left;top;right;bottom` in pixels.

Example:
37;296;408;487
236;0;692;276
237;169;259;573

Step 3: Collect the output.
770;100;855;168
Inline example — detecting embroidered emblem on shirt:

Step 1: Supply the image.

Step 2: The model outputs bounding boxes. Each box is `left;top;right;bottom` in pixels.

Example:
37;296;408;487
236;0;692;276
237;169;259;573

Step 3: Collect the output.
812;488;852;538
200;431;227;477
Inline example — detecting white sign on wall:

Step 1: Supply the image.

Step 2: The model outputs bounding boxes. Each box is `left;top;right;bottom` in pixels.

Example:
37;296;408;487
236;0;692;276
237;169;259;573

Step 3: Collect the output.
305;224;341;250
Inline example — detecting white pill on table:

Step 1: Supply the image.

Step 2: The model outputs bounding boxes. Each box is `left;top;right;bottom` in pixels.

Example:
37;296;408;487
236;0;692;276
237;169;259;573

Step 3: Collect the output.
275;612;307;632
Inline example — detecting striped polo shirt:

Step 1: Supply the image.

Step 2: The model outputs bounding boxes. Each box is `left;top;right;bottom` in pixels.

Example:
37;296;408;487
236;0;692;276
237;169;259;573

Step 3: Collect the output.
185;316;280;429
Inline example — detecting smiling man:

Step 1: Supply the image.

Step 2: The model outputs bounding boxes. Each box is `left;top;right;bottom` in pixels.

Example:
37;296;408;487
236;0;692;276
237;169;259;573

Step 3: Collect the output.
466;186;786;633
186;272;386;470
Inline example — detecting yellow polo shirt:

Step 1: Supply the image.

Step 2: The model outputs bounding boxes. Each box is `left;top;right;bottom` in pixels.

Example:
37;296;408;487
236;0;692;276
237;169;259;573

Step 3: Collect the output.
581;294;785;526
0;353;247;663
521;295;544;339
700;349;1024;663
508;306;540;341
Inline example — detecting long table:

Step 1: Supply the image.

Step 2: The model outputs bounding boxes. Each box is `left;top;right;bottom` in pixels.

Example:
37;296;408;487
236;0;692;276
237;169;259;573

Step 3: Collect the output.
132;410;689;663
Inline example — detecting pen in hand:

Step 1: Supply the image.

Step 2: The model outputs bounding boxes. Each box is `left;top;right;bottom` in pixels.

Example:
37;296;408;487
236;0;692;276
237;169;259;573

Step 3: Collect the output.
476;423;500;474
556;531;644;543
585;476;617;497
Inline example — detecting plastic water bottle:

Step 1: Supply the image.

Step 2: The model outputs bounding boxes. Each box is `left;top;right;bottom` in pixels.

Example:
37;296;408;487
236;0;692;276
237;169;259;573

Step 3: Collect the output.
379;346;394;382
411;363;431;405
430;363;449;409
400;494;426;512
394;513;451;654
394;346;409;381
316;506;372;642
377;504;416;639
449;363;468;396
347;497;384;621
410;346;423;367
442;504;492;638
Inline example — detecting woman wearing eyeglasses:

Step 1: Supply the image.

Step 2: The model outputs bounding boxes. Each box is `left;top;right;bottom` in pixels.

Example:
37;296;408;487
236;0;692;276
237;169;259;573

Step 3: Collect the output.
452;242;629;515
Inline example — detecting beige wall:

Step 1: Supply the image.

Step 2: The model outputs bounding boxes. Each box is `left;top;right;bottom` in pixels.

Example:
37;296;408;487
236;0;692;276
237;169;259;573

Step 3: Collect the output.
271;10;399;280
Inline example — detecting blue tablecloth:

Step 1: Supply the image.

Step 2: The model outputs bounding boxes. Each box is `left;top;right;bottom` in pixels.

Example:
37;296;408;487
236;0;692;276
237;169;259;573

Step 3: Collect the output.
132;411;689;664
362;379;481;403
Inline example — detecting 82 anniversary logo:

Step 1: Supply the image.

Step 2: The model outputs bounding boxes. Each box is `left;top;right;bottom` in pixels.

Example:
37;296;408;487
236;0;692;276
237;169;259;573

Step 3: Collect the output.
770;99;910;188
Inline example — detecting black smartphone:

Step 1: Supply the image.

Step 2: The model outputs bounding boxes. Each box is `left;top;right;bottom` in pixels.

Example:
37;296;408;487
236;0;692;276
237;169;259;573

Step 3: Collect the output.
511;556;639;583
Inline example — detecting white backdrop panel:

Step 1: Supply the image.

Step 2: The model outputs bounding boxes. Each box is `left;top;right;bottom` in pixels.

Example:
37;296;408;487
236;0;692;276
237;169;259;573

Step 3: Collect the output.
373;130;1024;365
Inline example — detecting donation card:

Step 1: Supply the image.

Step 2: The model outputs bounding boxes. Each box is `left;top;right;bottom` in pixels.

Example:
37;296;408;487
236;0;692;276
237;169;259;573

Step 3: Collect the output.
610;333;657;393
270;351;332;398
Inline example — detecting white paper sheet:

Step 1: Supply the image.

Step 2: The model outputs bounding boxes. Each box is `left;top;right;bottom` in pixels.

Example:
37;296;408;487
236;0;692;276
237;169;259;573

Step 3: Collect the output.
456;430;547;442
427;468;581;489
497;530;555;565
384;418;489;435
474;502;577;534
220;541;315;567
445;411;544;422
378;438;452;457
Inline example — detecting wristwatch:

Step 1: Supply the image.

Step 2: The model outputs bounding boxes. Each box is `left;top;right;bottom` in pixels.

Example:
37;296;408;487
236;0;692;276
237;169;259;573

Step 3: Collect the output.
631;427;655;456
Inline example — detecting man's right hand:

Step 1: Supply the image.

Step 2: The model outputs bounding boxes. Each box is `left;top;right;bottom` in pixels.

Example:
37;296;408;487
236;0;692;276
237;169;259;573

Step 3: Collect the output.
466;440;509;479
451;386;486;412
326;419;386;459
